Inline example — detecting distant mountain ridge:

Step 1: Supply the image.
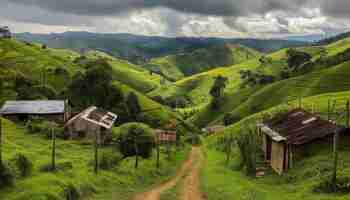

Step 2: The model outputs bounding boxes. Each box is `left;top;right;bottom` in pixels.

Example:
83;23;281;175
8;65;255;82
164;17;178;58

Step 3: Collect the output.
15;32;307;64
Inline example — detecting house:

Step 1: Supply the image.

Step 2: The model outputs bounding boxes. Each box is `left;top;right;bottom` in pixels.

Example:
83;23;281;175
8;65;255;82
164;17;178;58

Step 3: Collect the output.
64;106;117;144
0;26;11;38
154;129;177;144
257;108;339;175
0;100;70;123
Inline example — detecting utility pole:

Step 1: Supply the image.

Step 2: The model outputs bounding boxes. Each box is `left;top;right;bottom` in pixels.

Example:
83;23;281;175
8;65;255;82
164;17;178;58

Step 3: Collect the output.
51;128;56;171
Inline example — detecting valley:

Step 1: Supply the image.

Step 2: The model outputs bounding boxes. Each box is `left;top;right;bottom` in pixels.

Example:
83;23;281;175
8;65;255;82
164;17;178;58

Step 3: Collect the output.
1;30;350;200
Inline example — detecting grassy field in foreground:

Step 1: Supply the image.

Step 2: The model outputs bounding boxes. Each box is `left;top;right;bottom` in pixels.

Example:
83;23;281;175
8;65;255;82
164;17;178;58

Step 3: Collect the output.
201;146;350;200
0;118;190;200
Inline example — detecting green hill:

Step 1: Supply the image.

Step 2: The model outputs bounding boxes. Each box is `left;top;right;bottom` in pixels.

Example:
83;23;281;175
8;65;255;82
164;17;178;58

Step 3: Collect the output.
202;90;350;200
144;44;261;81
153;36;350;127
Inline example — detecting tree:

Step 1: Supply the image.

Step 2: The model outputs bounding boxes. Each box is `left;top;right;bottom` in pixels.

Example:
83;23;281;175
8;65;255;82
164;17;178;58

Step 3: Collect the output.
67;60;124;109
210;76;228;109
126;92;142;120
286;48;312;70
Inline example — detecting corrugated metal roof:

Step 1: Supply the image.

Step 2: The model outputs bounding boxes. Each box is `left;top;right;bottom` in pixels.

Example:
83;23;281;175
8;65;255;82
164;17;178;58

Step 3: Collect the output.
0;100;65;114
65;106;117;129
262;108;338;145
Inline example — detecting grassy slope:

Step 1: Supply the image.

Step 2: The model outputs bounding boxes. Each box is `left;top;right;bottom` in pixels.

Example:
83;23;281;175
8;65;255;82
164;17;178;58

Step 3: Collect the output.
0;118;190;200
161;37;350;127
144;44;261;81
83;49;162;94
202;90;350;200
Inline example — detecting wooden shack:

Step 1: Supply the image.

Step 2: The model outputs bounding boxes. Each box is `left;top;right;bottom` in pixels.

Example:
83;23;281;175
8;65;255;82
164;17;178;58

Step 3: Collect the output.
0;100;70;123
154;129;177;144
64;106;117;144
258;108;338;175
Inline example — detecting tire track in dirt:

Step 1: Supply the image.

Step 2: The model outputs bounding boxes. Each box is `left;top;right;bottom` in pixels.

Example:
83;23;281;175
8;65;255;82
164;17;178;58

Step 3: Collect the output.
179;147;203;200
131;147;199;200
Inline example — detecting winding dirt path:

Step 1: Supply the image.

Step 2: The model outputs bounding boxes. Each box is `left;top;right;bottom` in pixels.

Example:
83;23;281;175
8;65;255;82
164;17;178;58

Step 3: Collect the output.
131;147;203;200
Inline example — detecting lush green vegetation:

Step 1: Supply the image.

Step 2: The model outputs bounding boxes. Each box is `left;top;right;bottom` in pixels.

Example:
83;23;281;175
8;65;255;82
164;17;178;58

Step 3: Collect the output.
201;90;350;200
0;118;191;200
144;44;261;81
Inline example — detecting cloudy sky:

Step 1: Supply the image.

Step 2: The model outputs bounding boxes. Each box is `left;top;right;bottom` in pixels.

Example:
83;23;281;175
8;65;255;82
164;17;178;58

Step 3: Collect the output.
1;0;350;38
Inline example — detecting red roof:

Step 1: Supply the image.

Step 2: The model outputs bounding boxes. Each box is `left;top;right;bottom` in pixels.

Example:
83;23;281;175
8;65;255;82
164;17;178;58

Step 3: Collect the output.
264;108;338;145
154;129;177;142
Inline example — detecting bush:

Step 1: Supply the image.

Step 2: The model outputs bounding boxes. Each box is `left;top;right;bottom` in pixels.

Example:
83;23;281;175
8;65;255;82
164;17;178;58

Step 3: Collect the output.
40;161;73;172
314;177;350;194
14;154;33;177
26;119;66;139
236;127;257;176
0;162;15;188
223;113;241;126
97;152;122;170
64;184;80;200
118;123;155;159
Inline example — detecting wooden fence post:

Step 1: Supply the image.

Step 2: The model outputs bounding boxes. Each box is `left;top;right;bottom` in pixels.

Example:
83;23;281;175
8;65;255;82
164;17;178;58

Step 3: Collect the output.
332;131;339;192
346;100;350;128
134;137;139;169
156;140;160;169
0;117;2;165
328;99;331;121
94;131;99;174
51;128;56;170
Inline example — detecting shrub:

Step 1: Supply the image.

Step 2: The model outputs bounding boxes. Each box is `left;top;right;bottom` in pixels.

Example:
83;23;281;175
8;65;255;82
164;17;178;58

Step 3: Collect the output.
97;152;122;170
64;184;80;200
26;120;65;139
223;113;241;126
118;123;155;159
236;127;257;176
0;162;15;188
40;161;73;172
14;154;33;177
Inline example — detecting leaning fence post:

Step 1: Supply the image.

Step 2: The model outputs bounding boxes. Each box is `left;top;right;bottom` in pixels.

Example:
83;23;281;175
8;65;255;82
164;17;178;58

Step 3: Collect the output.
134;136;139;169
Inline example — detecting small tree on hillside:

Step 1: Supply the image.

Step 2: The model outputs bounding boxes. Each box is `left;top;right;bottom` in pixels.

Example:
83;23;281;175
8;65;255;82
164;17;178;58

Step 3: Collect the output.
210;75;228;110
126;92;142;121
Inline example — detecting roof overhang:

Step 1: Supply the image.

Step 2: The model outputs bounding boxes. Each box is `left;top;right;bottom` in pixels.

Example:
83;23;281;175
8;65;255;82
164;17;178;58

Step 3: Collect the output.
258;123;286;142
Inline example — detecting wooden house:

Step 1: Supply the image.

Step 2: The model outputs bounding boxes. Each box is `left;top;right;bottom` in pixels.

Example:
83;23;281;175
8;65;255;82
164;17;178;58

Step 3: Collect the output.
257;108;339;175
154;129;177;144
0;100;70;123
64;106;117;144
205;125;225;135
0;27;11;38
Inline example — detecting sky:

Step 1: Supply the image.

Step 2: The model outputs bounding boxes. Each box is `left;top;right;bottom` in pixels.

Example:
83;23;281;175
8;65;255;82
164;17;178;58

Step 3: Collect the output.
1;0;350;38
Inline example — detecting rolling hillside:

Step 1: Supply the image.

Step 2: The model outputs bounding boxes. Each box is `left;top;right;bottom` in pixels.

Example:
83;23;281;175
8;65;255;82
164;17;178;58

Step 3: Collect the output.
15;32;306;64
202;90;350;200
149;35;350;127
143;44;261;81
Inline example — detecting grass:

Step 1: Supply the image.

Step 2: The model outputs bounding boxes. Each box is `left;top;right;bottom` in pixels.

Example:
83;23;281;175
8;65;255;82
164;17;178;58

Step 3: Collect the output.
145;44;261;81
200;90;350;200
0;118;191;200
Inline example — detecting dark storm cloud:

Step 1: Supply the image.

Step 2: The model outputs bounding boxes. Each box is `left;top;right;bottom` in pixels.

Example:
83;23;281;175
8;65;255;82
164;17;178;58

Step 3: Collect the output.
7;0;311;17
321;0;350;18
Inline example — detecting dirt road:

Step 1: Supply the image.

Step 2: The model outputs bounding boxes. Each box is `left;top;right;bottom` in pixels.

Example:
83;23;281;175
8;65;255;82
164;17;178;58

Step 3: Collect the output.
131;147;203;200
